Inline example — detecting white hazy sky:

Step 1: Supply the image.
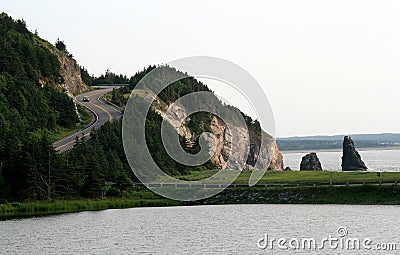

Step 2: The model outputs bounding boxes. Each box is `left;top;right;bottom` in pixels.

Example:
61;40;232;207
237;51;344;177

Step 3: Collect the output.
2;0;400;137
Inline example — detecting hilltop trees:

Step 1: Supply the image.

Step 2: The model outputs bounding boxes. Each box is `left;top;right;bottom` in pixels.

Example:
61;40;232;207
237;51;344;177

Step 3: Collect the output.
55;38;67;53
0;13;80;201
92;69;130;85
0;13;62;83
80;66;94;86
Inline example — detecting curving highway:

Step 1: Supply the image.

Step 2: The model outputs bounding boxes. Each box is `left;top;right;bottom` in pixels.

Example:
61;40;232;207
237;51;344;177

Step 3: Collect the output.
53;86;123;153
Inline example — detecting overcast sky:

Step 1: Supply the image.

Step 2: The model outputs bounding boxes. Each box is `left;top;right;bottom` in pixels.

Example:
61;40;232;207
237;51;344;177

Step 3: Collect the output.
2;0;400;137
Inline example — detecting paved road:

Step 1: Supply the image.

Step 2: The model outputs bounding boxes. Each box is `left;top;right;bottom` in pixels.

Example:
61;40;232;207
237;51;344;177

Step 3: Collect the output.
53;86;123;153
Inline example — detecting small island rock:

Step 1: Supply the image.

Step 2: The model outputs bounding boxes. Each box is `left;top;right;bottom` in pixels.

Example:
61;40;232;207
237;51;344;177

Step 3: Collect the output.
341;136;367;171
300;153;322;171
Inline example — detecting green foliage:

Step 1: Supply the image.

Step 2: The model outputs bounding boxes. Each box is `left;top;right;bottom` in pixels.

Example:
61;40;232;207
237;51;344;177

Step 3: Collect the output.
79;66;94;86
0;13;62;83
0;13;79;202
0;197;179;219
145;110;189;175
64;121;134;199
111;87;126;106
92;69;129;85
55;38;67;53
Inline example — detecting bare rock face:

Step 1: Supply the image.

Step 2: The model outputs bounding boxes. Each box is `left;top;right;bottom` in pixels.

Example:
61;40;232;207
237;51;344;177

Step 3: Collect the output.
148;93;283;171
47;48;89;95
57;52;89;95
341;136;367;171
203;116;283;170
263;139;284;170
300;152;322;171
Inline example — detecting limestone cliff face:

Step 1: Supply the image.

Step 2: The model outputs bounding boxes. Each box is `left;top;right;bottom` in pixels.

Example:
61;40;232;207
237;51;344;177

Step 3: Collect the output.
144;90;283;171
24;32;89;122
34;37;89;95
206;116;283;170
264;141;284;170
48;48;89;96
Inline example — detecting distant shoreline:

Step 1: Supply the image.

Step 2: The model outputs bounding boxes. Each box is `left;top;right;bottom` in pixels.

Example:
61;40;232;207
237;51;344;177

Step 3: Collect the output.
281;146;400;154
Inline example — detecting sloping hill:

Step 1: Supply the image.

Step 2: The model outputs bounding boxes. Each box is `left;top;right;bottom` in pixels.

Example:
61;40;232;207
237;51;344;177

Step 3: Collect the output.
113;66;284;171
0;13;88;201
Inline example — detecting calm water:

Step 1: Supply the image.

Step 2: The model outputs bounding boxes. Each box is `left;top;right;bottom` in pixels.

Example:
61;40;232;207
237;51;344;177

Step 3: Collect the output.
1;204;400;254
283;149;400;171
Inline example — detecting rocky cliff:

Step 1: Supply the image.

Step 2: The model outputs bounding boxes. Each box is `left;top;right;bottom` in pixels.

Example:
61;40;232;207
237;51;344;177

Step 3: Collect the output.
143;90;283;170
50;49;89;96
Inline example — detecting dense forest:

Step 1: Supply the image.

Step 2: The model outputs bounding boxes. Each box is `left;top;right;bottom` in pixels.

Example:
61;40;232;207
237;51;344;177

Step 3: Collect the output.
80;68;130;86
0;13;81;202
0;13;135;202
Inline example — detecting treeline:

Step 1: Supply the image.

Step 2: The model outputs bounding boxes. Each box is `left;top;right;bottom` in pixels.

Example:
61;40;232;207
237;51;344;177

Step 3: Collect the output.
80;68;130;86
0;13;80;202
61;121;134;199
276;139;395;151
1;119;136;202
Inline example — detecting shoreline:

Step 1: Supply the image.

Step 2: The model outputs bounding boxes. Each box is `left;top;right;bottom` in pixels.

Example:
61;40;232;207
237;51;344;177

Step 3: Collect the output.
0;199;180;220
2;184;400;220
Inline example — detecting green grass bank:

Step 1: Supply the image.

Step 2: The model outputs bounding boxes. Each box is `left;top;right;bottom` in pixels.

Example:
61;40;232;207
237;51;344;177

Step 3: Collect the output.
2;185;400;220
0;198;179;220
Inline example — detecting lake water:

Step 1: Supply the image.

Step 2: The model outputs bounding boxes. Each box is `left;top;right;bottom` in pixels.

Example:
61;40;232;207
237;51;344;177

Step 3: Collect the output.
283;149;400;171
1;204;399;254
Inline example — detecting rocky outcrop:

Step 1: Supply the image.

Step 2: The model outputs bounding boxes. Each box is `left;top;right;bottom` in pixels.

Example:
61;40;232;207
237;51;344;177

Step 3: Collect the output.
300;153;322;171
54;51;89;95
144;91;283;170
43;46;89;96
206;117;283;170
341;136;367;171
265;141;284;170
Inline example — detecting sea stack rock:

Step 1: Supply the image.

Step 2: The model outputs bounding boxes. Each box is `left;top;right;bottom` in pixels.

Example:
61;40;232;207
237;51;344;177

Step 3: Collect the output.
300;153;322;171
341;136;367;171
